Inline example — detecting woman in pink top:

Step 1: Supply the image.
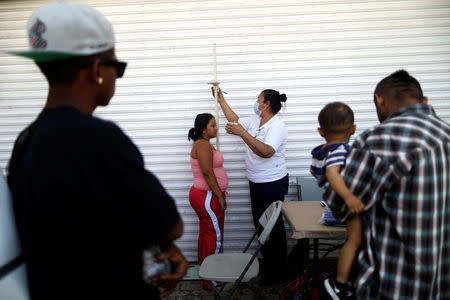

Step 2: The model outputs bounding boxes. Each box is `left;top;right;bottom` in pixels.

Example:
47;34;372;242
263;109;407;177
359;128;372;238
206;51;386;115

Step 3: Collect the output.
188;113;228;290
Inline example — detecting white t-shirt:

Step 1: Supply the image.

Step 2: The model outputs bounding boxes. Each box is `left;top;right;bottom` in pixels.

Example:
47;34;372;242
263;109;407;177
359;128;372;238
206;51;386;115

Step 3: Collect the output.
239;114;288;183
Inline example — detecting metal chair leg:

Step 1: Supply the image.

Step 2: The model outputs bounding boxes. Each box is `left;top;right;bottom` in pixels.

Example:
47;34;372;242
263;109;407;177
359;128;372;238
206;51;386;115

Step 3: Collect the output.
226;282;242;300
210;280;227;300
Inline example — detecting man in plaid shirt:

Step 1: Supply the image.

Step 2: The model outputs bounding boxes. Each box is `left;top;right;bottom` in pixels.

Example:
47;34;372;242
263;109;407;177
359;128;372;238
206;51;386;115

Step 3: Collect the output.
324;70;450;299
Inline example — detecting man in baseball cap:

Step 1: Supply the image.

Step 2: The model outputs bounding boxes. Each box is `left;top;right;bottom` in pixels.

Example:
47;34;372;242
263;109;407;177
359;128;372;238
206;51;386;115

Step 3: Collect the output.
7;2;188;299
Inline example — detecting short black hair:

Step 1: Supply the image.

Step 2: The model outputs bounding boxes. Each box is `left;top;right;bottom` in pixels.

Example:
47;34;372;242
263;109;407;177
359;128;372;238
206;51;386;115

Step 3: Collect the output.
188;113;214;141
375;69;424;103
36;49;114;85
318;102;354;135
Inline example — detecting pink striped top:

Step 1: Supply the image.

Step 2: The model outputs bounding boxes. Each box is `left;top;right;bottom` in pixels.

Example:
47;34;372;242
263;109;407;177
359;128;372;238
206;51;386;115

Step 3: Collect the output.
190;150;228;191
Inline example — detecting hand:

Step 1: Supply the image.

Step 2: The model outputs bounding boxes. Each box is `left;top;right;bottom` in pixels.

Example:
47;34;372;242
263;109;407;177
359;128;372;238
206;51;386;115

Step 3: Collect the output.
225;122;245;137
211;86;225;103
151;243;188;298
218;195;227;212
345;195;365;214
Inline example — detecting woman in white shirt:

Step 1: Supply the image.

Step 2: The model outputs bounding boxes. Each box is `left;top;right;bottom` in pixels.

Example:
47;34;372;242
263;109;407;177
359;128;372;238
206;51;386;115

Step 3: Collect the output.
215;88;288;286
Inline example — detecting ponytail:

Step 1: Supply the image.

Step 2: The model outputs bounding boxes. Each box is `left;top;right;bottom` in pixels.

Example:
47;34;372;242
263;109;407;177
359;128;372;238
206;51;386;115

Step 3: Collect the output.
188;128;198;141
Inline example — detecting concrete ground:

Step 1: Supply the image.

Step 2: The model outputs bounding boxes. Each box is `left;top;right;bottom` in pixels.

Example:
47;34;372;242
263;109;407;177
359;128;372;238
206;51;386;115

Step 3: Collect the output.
167;279;285;300
166;256;339;300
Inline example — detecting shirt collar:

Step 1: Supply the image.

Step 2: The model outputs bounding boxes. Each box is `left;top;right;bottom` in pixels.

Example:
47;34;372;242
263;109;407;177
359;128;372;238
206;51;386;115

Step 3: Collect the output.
259;114;278;129
387;103;436;121
311;142;347;159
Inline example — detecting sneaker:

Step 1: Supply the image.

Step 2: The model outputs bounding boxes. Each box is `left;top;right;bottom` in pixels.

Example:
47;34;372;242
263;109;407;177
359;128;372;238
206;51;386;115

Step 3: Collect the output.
346;281;356;298
324;277;356;300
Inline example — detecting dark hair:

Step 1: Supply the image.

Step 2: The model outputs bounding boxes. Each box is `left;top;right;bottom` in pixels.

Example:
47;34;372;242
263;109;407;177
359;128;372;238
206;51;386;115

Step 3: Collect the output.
261;89;287;114
318;102;354;135
375;69;424;103
188;113;214;141
36;49;114;85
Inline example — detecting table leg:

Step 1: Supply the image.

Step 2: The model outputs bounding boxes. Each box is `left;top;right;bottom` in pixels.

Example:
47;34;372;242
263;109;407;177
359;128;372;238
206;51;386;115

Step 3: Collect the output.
287;238;310;278
313;238;319;273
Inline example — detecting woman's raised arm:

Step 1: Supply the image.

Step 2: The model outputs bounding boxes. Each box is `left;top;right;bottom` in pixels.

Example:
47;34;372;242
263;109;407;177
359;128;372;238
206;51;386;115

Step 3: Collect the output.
212;87;238;123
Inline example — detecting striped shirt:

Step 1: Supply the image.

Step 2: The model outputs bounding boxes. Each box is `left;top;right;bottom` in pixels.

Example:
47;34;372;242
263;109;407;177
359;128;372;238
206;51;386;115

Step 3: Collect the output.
310;143;349;187
324;104;450;299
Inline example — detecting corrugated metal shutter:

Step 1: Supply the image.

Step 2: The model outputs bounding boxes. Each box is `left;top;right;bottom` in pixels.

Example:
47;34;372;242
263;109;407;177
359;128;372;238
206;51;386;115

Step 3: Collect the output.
0;0;449;261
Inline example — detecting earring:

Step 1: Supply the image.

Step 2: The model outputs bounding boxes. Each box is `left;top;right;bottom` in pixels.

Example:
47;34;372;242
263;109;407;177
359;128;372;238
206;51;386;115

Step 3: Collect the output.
97;77;103;85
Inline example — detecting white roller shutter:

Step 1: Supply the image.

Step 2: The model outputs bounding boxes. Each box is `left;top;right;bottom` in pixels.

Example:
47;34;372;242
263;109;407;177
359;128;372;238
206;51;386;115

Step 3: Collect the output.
0;0;449;261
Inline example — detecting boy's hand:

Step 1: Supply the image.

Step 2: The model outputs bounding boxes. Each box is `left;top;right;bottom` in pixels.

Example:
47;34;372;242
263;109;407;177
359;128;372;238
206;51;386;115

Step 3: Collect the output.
326;165;364;214
345;194;365;214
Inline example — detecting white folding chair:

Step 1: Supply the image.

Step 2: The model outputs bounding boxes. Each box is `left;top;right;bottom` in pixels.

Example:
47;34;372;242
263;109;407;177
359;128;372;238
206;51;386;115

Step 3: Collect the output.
199;200;282;300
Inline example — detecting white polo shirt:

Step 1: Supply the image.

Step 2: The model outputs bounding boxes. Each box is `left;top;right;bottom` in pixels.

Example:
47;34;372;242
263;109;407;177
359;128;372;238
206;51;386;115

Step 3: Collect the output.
239;114;288;183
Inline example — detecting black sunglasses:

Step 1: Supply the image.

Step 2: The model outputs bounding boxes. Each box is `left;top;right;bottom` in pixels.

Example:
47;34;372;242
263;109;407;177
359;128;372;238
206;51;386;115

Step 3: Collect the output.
81;59;127;78
100;59;127;78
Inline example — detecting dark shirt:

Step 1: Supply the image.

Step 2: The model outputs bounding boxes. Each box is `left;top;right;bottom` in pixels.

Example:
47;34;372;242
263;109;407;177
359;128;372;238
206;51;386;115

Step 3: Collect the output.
8;106;180;300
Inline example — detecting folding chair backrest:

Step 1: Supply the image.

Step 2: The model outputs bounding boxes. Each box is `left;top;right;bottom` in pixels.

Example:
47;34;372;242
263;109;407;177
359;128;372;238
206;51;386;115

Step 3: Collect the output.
257;200;282;244
296;176;322;201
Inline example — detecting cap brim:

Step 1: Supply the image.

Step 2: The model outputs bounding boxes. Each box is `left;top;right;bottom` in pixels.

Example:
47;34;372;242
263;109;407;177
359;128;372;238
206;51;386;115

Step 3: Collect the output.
6;50;79;62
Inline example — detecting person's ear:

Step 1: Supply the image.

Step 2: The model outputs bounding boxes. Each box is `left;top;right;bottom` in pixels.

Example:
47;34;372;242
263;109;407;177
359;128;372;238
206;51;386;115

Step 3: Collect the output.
422;96;428;104
374;94;386;108
350;124;356;135
318;127;325;138
89;60;102;85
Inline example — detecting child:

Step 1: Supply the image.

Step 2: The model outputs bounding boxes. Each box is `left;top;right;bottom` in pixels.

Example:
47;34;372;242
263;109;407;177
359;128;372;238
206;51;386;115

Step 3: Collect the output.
310;102;364;300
